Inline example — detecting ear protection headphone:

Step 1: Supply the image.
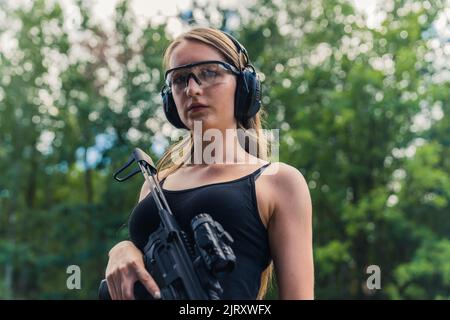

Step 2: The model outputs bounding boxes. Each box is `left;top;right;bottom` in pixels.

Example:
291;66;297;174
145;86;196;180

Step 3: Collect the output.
161;31;262;130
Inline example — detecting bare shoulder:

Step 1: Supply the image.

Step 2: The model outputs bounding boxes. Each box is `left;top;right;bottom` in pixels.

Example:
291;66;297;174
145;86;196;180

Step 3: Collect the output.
265;162;309;191
138;180;151;202
138;168;171;202
264;162;311;219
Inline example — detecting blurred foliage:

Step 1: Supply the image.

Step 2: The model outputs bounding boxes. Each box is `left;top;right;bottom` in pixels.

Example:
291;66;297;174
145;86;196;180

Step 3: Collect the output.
0;0;449;299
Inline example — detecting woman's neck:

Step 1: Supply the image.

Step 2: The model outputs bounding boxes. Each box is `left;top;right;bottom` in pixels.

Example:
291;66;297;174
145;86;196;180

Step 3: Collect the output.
188;127;257;166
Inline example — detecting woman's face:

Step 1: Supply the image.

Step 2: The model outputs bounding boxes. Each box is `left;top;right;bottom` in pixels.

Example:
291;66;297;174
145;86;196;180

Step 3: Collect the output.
168;40;237;131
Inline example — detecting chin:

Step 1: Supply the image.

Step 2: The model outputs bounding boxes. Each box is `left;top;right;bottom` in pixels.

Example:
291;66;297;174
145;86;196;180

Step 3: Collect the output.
186;117;217;131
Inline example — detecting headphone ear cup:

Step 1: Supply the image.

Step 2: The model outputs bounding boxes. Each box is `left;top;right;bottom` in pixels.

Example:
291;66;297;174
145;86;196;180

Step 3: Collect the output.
161;89;188;129
234;74;246;123
243;70;261;119
234;70;261;124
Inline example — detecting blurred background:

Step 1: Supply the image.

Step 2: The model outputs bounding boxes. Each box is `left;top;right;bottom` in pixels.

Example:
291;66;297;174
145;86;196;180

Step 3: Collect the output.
0;0;449;299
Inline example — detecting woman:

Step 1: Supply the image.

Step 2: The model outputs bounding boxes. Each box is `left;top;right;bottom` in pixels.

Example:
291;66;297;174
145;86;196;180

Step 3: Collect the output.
105;27;314;300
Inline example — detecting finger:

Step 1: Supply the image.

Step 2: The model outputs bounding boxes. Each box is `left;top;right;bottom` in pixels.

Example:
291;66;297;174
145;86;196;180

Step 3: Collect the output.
112;273;125;300
122;281;135;300
115;275;125;300
135;266;161;299
106;276;118;300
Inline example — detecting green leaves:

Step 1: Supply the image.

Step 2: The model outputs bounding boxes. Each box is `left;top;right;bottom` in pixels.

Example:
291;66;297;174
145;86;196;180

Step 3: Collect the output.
238;0;450;299
389;239;450;299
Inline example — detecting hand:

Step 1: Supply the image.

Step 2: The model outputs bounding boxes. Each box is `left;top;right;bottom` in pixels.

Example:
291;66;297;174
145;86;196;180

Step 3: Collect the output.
105;240;161;300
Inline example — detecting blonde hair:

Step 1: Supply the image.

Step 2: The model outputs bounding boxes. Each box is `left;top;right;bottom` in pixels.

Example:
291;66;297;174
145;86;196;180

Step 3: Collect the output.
156;27;273;300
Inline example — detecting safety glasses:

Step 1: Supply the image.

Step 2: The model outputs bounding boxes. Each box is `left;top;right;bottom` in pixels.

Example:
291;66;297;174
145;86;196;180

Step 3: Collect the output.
164;60;240;94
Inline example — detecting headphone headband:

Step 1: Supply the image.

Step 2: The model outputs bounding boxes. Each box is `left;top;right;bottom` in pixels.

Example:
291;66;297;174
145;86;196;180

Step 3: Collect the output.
221;31;250;70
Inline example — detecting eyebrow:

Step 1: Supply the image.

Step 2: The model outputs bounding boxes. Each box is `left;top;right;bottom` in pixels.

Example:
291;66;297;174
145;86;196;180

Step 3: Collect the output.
169;60;227;70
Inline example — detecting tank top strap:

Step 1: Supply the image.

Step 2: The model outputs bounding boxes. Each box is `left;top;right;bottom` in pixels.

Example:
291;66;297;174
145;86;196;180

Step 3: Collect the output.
158;163;271;188
159;176;167;188
253;162;272;181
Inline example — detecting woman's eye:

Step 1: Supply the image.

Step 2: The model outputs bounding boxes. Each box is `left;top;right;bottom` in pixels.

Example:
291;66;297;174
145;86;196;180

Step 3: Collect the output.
172;75;186;85
202;69;218;77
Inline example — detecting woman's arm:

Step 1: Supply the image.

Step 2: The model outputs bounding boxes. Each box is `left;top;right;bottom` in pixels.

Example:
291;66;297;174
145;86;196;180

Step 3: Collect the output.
268;163;314;299
105;180;159;299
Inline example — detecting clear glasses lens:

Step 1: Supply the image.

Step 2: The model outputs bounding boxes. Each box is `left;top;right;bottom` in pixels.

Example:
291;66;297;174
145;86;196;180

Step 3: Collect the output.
166;62;234;93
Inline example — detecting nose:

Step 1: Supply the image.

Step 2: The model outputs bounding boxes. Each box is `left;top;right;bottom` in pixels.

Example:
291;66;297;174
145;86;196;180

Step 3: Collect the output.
185;74;202;97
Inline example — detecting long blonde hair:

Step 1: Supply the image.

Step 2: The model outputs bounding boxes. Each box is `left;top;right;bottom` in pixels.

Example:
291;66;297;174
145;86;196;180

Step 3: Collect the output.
156;27;273;300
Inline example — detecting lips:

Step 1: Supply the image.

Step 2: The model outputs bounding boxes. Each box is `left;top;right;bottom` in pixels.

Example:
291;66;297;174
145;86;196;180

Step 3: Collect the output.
187;103;208;112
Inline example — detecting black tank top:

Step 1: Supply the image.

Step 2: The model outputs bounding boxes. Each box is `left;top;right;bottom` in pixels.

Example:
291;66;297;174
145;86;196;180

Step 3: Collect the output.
128;163;272;300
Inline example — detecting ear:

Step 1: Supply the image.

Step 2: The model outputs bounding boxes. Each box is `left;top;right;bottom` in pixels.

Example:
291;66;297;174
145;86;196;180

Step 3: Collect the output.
161;87;188;129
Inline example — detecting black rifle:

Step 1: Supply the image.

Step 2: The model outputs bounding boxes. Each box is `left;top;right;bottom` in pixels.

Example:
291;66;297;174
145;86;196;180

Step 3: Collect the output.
98;148;236;300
